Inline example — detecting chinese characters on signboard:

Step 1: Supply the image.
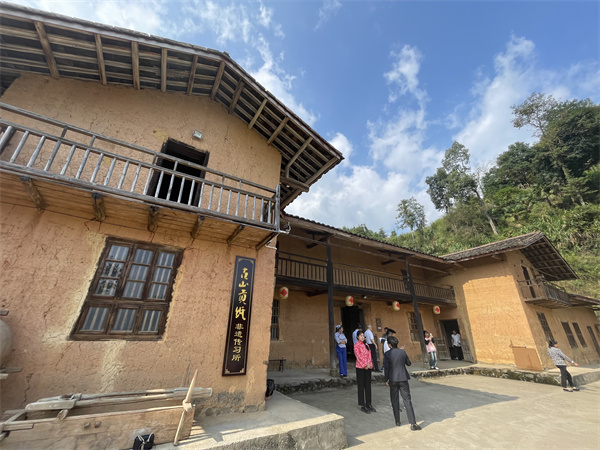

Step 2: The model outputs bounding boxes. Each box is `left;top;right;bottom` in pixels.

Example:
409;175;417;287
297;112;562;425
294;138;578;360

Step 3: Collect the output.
222;256;255;376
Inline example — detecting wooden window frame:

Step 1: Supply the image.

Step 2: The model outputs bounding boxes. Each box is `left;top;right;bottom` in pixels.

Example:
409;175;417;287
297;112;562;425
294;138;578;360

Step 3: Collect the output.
407;312;419;342
270;299;280;341
71;238;183;341
561;322;578;349
572;322;587;348
537;312;554;342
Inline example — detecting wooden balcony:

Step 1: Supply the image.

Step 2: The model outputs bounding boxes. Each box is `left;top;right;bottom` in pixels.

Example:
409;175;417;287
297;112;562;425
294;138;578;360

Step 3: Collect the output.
519;279;571;308
276;252;456;305
0;103;281;247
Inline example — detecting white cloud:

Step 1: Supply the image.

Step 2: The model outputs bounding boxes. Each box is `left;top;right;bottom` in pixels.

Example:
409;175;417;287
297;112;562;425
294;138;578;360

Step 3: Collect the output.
452;35;600;168
384;45;427;104
316;0;341;30
329;132;353;164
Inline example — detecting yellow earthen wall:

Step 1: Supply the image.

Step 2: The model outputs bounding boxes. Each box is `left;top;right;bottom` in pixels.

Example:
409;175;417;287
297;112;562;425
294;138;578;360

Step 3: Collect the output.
0;74;281;411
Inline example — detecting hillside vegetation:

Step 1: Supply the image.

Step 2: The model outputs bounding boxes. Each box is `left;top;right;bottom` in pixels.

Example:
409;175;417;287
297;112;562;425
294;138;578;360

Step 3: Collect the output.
344;93;600;299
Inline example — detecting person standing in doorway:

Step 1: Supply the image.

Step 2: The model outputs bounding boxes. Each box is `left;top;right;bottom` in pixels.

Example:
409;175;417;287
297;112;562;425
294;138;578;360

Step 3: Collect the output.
384;335;422;430
365;325;380;371
354;330;376;414
451;330;464;360
547;339;579;392
424;331;439;369
352;325;362;346
334;325;348;378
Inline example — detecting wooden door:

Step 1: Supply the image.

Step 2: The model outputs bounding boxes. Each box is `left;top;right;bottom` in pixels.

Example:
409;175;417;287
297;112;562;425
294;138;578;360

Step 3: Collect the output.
435;320;451;360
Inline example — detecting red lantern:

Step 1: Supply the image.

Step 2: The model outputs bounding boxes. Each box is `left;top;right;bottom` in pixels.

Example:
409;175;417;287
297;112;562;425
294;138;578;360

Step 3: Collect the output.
345;295;354;306
279;286;289;300
392;301;401;311
433;305;441;314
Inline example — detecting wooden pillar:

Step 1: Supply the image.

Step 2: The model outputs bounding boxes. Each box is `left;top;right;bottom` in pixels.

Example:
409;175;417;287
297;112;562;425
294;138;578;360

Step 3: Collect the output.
326;235;337;376
406;259;428;365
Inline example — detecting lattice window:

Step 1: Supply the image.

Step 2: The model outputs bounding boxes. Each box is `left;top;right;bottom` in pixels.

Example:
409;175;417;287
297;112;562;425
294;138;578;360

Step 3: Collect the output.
407;312;419;342
270;299;280;340
561;322;578;349
71;238;182;340
572;323;587;348
537;312;554;341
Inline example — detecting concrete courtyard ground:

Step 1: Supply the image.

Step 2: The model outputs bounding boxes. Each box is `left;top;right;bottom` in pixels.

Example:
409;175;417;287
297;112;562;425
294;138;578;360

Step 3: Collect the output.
289;375;600;449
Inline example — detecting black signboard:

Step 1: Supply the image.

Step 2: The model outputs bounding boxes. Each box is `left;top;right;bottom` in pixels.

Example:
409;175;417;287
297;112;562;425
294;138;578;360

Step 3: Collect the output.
222;256;256;376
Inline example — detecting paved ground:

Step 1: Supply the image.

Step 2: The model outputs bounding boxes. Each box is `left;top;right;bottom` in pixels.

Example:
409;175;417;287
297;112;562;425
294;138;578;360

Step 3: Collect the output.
288;375;600;449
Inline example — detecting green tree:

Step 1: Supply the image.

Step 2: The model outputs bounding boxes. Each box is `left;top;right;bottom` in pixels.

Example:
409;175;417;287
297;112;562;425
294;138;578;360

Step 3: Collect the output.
396;197;426;245
511;92;559;137
342;224;387;241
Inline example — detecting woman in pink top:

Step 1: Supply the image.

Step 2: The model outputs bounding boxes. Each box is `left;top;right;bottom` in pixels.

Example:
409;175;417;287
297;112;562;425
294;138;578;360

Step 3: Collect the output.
424;331;439;370
354;330;376;414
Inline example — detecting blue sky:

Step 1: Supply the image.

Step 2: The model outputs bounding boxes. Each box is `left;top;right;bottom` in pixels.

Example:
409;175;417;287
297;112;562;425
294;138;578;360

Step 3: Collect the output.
13;0;600;233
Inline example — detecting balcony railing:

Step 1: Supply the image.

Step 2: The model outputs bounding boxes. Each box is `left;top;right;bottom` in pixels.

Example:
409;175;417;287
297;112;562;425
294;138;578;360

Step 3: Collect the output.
0;103;280;231
518;279;571;308
276;252;455;304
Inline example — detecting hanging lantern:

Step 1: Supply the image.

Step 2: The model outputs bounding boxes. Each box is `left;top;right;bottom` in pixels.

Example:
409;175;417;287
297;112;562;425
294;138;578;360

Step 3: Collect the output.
392;301;401;311
433;305;441;314
279;286;289;300
345;295;354;306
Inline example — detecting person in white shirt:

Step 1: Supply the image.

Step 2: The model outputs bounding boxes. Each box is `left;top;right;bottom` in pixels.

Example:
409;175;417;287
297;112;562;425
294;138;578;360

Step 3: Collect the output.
451;330;463;360
352;325;362;345
365;325;379;371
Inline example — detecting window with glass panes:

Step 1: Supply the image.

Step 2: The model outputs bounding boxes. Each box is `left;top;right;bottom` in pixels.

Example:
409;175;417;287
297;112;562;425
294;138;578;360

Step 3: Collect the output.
572;323;587;348
71;238;182;340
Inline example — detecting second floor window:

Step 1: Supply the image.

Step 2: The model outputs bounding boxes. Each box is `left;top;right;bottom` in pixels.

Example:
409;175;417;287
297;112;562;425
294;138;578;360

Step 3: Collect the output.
71;238;183;340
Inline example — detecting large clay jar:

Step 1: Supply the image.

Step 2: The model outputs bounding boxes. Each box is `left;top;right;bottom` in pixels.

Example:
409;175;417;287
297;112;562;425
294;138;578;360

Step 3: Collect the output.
0;319;12;366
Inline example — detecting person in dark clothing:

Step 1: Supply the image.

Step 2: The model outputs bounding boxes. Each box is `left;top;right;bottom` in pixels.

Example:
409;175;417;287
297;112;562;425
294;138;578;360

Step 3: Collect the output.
547;339;579;392
384;336;422;431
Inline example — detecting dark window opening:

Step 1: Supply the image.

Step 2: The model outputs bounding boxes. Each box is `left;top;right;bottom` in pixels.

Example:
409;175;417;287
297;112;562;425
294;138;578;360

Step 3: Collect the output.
561;322;578;349
149;139;209;206
537;312;554;342
572;323;587;348
270;299;279;340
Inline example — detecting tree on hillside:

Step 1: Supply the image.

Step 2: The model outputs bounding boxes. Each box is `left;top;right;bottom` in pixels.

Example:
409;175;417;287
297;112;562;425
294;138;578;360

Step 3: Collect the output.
511;92;559;137
426;142;498;235
342;224;387;241
396;197;426;244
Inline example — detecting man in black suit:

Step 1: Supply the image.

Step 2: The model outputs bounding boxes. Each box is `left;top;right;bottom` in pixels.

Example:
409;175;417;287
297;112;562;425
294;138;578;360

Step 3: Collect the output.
384;335;422;431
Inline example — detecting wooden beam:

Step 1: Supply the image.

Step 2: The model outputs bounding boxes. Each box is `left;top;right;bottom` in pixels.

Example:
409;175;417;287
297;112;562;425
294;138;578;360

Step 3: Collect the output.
248;98;267;129
148;206;159;232
190;215;205;239
210;61;225;101
91;193;105;222
256;232;278;251
228;81;245;114
280;176;309;192
227;225;245;245
306;237;327;249
284;136;313;177
131;41;140;90
186;55;198;95
33;21;59;79
19;176;45;210
381;260;395;266
161;48;167;93
267;117;289;146
94;34;107;85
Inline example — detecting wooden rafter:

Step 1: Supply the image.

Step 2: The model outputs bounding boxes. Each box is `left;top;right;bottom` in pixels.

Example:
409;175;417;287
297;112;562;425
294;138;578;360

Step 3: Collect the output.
19;176;45;210
131;41;140;90
161;48;167;93
190;215;205;239
280;176;309;192
91;193;105;222
267;117;289;146
148;206;159;232
228;80;245;114
210;61;225;100
227;225;245;245
94;34;107;85
284;136;312;178
248;98;267;129
33;21;59;79
256;232;278;251
186;55;198;95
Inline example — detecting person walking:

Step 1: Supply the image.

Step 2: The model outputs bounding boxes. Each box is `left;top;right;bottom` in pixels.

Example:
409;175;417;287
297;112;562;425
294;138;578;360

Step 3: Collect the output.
365;325;380;371
380;327;389;371
547;339;579;392
451;330;464;361
424;331;439;369
354;330;376;414
334;325;348;378
384;335;422;430
381;328;396;371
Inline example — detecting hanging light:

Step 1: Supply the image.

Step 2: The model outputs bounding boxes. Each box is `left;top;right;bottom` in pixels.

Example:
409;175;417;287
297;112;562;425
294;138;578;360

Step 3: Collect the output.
345;295;354;306
279;286;289;300
392;301;401;311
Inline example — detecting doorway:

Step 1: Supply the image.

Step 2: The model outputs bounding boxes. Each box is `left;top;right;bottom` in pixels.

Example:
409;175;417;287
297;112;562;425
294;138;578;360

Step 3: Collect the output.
438;319;473;362
341;306;364;358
